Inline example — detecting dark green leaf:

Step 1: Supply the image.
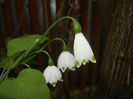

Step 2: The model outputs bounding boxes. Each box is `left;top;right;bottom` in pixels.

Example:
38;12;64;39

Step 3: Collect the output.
7;35;47;56
0;69;51;99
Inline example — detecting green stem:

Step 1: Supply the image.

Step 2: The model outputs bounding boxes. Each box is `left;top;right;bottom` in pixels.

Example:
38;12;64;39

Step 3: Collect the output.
40;38;67;51
22;37;67;64
35;50;54;65
40;16;78;43
22;54;36;64
51;38;67;50
0;68;6;81
10;38;40;69
23;38;40;58
11;53;25;69
21;63;31;69
0;69;9;83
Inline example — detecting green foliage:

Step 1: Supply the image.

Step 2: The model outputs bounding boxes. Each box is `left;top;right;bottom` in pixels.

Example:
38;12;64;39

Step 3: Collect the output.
0;34;48;69
0;69;51;99
7;34;46;56
0;56;14;69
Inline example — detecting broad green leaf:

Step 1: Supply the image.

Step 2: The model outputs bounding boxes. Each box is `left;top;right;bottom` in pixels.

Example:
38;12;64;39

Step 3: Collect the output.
7;34;47;56
0;69;51;99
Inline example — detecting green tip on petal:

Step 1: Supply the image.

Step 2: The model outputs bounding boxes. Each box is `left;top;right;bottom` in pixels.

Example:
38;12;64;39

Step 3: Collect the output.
91;55;96;63
52;82;57;87
60;78;63;82
61;66;65;72
75;61;80;68
72;66;76;71
82;59;87;65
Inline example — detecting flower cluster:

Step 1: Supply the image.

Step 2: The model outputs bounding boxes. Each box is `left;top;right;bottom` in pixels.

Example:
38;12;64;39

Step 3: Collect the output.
0;16;97;99
43;33;96;86
43;17;96;87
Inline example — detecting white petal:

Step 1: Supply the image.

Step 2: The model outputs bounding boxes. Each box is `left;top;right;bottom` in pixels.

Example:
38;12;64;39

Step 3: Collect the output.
43;65;62;86
57;51;76;72
58;52;67;72
52;66;62;81
43;66;51;83
65;52;76;70
74;32;96;66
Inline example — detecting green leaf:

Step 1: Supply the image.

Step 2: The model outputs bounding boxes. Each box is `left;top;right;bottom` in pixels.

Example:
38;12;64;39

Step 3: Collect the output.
0;56;14;69
7;34;47;56
0;69;51;99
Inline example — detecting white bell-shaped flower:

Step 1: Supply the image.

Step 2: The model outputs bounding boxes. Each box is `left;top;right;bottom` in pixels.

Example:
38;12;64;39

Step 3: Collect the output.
43;65;62;87
58;51;76;72
74;32;96;67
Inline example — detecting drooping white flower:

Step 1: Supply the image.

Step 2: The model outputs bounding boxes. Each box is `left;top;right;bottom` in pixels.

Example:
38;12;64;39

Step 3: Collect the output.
43;65;62;87
57;51;76;72
74;32;96;67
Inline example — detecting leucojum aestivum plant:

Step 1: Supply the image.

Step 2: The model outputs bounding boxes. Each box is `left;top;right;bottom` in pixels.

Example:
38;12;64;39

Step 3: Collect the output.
0;16;96;99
